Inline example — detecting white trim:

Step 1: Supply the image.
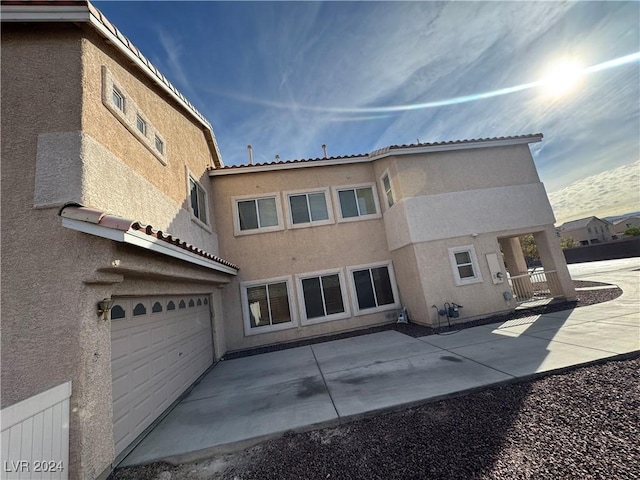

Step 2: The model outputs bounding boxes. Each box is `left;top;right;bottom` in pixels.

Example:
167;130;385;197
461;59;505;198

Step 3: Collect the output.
61;218;238;275
283;187;334;230
347;261;400;316
232;193;284;236
295;268;351;325
380;168;395;210
240;276;298;336
332;183;382;223
1;382;72;430
448;245;483;286
0;5;90;21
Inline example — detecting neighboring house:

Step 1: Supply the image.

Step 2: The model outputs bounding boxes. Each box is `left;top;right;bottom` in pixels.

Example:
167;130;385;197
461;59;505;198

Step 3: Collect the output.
612;215;640;236
558;216;613;245
0;2;575;480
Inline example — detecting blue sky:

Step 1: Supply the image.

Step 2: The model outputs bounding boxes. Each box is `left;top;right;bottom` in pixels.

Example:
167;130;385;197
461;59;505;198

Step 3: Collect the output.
94;1;639;223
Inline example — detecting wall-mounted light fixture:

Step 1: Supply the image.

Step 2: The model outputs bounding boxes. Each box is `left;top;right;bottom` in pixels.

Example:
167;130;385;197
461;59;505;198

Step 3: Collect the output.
97;298;114;320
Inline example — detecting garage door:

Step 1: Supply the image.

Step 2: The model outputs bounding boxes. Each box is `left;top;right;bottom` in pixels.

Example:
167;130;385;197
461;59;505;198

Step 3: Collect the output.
110;295;213;458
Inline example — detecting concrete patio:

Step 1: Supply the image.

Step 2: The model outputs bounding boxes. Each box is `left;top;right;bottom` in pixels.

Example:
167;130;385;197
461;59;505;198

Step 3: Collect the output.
121;259;639;467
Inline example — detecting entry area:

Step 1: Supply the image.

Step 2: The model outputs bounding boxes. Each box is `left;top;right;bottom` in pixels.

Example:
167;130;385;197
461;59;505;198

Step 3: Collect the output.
110;295;214;460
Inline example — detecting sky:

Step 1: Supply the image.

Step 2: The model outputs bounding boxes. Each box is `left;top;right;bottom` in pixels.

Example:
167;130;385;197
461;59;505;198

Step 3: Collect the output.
93;0;639;225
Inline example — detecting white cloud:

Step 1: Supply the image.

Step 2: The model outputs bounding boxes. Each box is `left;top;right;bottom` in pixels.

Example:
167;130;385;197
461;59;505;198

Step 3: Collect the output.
548;160;640;225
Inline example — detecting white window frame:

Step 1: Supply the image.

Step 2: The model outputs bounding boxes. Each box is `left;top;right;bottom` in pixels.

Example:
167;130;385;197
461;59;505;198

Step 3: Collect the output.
332;182;382;223
112;87;124;112
284;187;334;229
155;135;164;154
448;245;483;286
347;261;400;316
240;275;297;336
136;114;147;136
380;169;395;209
295;268;350;325
186;171;210;229
232;193;284;236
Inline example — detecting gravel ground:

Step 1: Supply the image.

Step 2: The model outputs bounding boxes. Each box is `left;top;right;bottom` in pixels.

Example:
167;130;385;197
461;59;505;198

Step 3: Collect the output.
110;355;640;480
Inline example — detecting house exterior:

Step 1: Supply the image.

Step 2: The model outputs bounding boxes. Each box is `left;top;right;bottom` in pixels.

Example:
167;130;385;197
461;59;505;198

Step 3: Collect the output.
612;215;640;236
1;2;575;479
558;216;613;245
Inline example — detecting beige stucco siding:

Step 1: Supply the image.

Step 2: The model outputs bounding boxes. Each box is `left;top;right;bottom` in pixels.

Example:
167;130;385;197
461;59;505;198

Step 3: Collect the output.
80;30;216;221
212;164;399;351
393;145;541;199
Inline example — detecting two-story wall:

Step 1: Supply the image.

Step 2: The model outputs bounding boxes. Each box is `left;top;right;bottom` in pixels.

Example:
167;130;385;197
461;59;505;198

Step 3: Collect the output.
2;10;237;480
211;137;577;352
558;216;613;245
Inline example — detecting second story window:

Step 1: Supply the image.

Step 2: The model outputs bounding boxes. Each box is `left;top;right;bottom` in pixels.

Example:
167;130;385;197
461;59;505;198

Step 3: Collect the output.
155;135;164;154
335;184;380;221
112;87;124;112
189;177;207;224
238;197;278;231
136;115;147;136
382;173;394;207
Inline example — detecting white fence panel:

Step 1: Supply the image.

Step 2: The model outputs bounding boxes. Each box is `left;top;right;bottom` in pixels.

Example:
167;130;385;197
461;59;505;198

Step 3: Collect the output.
1;382;71;480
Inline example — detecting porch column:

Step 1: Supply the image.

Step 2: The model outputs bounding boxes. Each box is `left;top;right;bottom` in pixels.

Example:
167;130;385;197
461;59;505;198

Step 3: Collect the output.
533;227;576;299
499;237;533;299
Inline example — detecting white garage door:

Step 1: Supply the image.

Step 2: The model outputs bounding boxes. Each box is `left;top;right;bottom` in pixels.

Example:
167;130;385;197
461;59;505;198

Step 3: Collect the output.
110;295;213;458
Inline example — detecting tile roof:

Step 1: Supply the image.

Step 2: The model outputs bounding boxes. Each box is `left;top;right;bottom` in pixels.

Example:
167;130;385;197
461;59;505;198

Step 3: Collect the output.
59;204;239;271
210;134;543;173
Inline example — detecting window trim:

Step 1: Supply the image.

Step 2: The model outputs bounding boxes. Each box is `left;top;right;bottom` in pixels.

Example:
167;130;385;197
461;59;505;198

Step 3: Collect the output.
448;245;483;286
347;261;400;316
240;275;297;336
112;87;124;112
380;169;395;209
284;187;334;229
136;114;147;136
295;268;351;325
332;183;382;223
186;170;210;229
101;66;167;165
232;192;284;236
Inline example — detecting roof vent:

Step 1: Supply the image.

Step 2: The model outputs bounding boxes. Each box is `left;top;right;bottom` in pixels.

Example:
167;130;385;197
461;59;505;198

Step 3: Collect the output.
275;154;280;161
322;144;327;158
247;145;253;165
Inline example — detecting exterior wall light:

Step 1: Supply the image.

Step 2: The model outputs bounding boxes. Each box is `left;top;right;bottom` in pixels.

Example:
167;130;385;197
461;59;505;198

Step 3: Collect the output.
97;298;114;320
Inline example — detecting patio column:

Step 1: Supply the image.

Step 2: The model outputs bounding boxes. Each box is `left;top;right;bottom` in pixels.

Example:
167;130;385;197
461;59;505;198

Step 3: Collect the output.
533;227;576;300
499;236;533;299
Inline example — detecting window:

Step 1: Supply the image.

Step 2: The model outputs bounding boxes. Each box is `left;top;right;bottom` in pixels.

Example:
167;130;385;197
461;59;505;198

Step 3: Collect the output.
155;135;164;154
334;184;381;222
242;277;296;335
448;245;483;286
285;188;333;228
234;194;284;235
348;263;399;315
136;115;147;136
110;305;125;320
152;302;162;313
296;270;349;324
133;303;146;316
381;172;394;208
189;177;208;224
112;87;124;111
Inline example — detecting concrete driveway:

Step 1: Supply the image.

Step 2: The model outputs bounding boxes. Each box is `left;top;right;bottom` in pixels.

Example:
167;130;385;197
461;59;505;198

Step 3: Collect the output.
122;259;639;467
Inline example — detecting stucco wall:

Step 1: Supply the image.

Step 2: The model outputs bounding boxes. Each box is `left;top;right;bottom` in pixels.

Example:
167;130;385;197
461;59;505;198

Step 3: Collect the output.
2;23;231;480
80;29;217;234
211;164;399;351
392;144;541;199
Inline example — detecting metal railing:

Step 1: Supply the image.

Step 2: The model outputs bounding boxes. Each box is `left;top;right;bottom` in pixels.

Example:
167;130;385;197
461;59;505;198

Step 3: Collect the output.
508;269;562;302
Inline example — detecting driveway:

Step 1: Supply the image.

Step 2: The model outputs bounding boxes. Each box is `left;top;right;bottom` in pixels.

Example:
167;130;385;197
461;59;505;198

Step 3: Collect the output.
122;259;639;467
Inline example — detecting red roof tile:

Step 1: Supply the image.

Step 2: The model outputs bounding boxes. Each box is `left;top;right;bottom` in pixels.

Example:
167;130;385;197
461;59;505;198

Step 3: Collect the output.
59;204;239;270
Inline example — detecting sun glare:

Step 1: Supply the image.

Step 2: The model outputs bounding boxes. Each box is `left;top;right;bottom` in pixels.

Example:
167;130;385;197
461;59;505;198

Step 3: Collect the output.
541;59;585;96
